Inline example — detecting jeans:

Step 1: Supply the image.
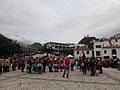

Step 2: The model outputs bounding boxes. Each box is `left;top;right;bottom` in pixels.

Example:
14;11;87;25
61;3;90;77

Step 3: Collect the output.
90;67;95;76
62;67;70;78
82;67;87;75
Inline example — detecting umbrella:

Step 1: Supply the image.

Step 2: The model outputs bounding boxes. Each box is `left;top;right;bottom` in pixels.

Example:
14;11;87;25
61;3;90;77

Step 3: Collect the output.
67;55;73;58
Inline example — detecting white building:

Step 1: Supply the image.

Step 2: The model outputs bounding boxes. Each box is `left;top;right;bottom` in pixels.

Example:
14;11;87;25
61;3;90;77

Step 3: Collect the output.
103;46;120;59
94;34;120;59
94;41;103;58
44;42;75;55
74;45;92;59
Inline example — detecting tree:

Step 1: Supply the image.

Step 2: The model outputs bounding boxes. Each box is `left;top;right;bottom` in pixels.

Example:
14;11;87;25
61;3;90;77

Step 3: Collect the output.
0;34;21;57
61;49;74;56
40;46;55;56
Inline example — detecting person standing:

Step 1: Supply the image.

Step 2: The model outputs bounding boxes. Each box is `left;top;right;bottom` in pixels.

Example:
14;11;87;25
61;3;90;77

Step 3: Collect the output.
71;59;74;71
81;59;87;75
48;61;53;72
0;60;2;75
37;61;43;74
60;60;64;72
99;58;103;74
29;59;32;74
42;58;47;73
62;57;71;78
18;59;22;70
117;58;120;71
90;58;96;76
53;61;58;72
21;59;25;72
12;60;17;71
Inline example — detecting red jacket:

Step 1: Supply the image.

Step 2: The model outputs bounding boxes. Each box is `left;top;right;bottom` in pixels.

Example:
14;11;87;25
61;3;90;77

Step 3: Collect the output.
64;58;70;67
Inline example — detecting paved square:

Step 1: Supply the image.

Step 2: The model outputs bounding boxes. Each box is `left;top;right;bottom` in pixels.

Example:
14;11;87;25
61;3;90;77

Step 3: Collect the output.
0;68;120;90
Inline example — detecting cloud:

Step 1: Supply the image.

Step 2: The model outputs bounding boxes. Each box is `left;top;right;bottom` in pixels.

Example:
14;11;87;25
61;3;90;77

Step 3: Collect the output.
9;34;32;45
0;0;120;44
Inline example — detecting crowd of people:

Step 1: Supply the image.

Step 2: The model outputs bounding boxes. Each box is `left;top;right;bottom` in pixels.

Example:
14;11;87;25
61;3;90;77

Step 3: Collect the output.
0;55;120;78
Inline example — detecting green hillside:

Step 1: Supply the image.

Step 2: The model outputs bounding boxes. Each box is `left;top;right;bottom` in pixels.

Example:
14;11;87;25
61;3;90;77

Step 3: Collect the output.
0;33;21;57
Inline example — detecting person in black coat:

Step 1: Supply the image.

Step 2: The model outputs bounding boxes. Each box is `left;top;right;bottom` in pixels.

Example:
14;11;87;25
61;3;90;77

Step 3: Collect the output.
21;60;25;72
12;60;17;71
42;59;47;73
90;58;96;76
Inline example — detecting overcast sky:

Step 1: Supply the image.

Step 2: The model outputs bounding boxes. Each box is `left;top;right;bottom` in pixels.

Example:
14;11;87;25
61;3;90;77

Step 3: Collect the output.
0;0;120;44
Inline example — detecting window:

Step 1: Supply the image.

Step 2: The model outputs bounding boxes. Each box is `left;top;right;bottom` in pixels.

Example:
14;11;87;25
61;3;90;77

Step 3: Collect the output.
104;50;107;54
112;49;117;55
87;51;89;54
96;51;101;56
77;51;79;54
55;45;58;48
59;46;62;49
96;45;101;48
52;45;54;47
77;46;79;48
63;46;65;49
115;39;118;42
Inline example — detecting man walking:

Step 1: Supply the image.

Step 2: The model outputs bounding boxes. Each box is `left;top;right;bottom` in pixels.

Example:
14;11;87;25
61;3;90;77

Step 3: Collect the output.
62;57;71;78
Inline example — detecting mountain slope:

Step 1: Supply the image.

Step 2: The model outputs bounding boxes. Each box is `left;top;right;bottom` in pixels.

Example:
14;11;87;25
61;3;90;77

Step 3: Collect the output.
78;36;98;49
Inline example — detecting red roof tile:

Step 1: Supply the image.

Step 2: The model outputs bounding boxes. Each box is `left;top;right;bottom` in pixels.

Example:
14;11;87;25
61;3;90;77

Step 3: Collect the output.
75;46;91;51
103;38;111;41
110;37;120;39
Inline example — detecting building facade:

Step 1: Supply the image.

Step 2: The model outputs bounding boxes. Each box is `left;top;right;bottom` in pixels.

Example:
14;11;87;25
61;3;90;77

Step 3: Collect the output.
74;45;92;59
94;41;103;58
74;34;120;59
44;42;75;55
94;34;120;59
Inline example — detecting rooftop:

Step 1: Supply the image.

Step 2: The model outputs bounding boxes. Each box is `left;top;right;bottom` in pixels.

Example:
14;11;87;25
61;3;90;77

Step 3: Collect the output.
75;46;91;51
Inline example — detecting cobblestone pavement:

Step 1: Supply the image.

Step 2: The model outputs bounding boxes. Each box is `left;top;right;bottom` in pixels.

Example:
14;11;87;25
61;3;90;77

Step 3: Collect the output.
103;68;120;84
0;68;120;90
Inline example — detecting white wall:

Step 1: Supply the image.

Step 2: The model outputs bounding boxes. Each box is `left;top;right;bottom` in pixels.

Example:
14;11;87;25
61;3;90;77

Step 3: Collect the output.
117;48;120;59
103;41;110;46
111;39;120;46
94;42;103;58
84;50;92;58
103;48;120;59
74;51;81;59
74;50;92;59
103;49;112;58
